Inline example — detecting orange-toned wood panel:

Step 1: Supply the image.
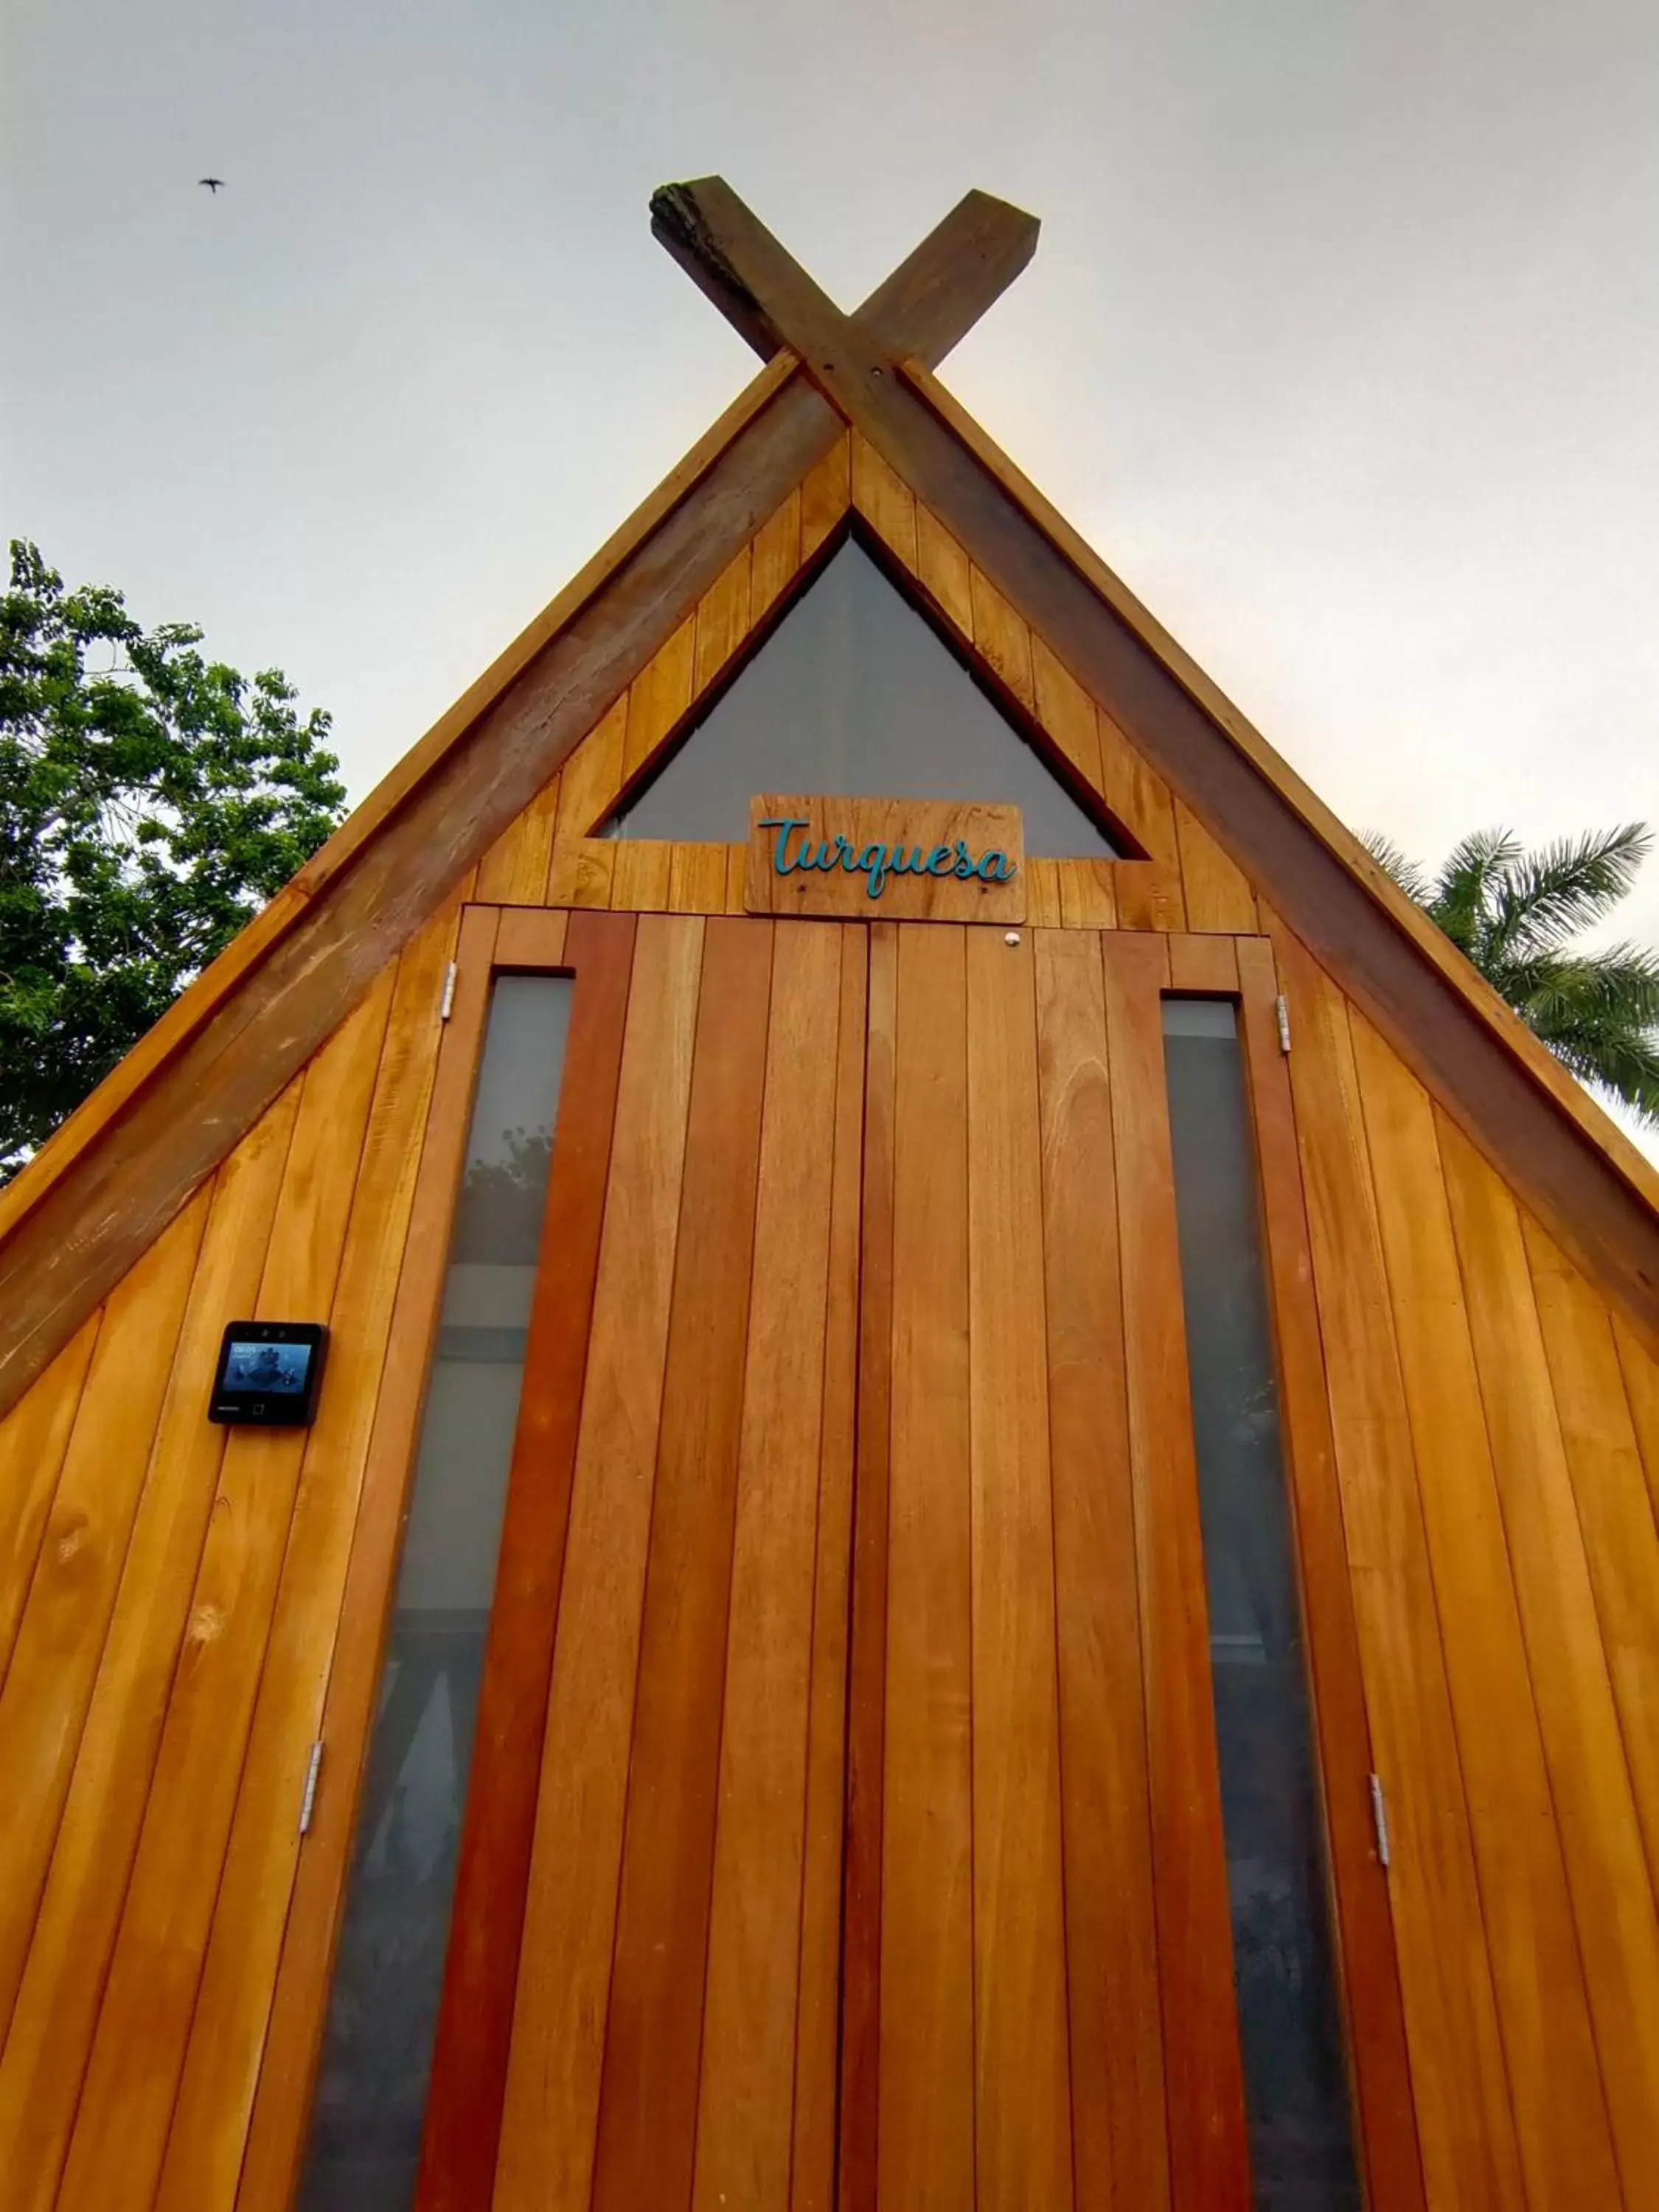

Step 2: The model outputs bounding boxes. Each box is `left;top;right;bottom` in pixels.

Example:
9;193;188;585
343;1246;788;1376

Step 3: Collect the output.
790;928;867;2212
964;927;1072;2210
880;922;975;2212
0;1312;100;1687
1349;1010;1620;2211
415;909;630;2212
0;1084;298;2212
1271;922;1526;2210
1100;931;1249;2212
692;920;851;2212
1523;1221;1659;1899
1437;1110;1659;2204
161;898;470;2212
236;897;493;2212
55;965;397;2212
1233;938;1424;2212
587;919;773;2212
1034;928;1168;2211
838;920;897;2212
492;914;703;2212
0;1189;209;2053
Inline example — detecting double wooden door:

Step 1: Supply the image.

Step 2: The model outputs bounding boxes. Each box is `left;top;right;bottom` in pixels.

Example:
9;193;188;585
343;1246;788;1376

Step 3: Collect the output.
410;906;1291;2212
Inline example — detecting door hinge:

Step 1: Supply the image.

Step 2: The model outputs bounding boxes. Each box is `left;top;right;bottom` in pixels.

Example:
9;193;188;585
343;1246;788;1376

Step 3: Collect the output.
1368;1772;1391;1868
438;962;459;1023
1275;993;1293;1055
298;1739;324;1837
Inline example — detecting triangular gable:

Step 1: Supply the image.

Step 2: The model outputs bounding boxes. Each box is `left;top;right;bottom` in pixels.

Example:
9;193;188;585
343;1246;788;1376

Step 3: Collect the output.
1;180;1656;1422
606;534;1120;855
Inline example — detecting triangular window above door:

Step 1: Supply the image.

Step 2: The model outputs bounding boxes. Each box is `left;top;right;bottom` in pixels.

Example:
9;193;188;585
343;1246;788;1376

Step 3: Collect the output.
607;537;1121;855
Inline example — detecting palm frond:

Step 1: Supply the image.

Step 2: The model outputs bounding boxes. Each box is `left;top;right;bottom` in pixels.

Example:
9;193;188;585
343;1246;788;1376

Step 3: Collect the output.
1367;815;1657;1125
1486;824;1652;961
1426;827;1520;954
1360;830;1434;906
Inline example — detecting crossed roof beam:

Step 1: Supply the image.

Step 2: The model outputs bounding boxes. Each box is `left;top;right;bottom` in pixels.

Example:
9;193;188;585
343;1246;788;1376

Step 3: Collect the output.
651;179;1039;371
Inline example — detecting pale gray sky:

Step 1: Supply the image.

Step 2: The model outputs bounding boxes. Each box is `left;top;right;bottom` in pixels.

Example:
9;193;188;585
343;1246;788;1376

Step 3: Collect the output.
4;0;1658;1147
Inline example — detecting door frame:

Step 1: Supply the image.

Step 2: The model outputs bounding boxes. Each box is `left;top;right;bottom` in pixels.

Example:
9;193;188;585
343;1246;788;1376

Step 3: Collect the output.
246;908;1422;2212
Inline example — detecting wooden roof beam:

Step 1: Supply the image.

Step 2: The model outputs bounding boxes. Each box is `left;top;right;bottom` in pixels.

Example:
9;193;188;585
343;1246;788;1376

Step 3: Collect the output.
650;181;1038;369
650;176;1659;1340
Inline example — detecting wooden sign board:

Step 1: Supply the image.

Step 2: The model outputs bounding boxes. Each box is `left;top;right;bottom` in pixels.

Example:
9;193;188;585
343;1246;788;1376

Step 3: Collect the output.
745;796;1025;922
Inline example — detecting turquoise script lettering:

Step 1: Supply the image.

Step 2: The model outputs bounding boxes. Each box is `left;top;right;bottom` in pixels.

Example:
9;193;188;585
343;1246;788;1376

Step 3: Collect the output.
759;816;1018;902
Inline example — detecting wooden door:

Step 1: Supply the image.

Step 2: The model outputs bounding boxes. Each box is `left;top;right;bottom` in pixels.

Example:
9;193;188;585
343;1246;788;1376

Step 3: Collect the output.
407;911;1390;2212
838;924;1247;2212
417;911;867;2212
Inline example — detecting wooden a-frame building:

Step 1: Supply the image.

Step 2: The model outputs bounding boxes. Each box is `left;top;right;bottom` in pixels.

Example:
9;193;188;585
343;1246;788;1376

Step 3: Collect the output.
2;181;1658;2212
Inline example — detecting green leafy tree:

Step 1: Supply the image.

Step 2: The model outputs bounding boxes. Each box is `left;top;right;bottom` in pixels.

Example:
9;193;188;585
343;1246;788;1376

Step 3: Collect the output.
1;539;347;1178
1365;824;1659;1126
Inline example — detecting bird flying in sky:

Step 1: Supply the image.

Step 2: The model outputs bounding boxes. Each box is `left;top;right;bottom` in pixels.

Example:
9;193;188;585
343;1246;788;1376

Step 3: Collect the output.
198;177;225;193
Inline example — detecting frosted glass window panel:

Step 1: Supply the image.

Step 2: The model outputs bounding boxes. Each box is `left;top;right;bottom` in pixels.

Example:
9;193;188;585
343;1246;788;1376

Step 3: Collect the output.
611;538;1119;857
1162;997;1360;2212
298;975;571;2212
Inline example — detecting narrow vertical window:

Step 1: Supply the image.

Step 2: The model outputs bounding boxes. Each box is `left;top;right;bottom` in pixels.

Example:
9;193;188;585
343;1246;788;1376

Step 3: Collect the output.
1162;998;1360;2210
299;975;572;2212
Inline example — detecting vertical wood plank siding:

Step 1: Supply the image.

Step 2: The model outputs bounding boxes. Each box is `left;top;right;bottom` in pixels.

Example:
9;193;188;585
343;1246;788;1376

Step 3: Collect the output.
1;438;1657;2212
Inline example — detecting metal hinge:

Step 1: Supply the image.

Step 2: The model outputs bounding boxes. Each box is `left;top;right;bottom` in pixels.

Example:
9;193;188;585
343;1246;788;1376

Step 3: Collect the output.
298;1740;324;1837
438;962;459;1023
1275;993;1293;1055
1368;1772;1391;1868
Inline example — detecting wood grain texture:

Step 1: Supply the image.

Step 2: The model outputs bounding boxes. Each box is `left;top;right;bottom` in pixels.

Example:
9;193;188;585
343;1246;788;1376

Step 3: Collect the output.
880;924;975;2212
1233;937;1424;2212
916;506;975;639
751;488;802;624
1166;932;1239;995
694;542;754;696
964;925;1073;2211
1271;922;1526;2211
692;921;841;2212
651;184;1659;1340
1031;634;1105;792
1024;857;1063;928
839;921;897;2212
54;968;394;2212
791;926;867;2212
1173;799;1257;932
1099;929;1249;2212
897;346;1659;1254
1094;715;1184;925
549;696;628;863
1439;1108;1659;2205
1523;1220;1659;1899
0;361;846;1420
608;837;675;913
491;915;703;2212
622;613;698;787
588;919;773;2212
231;899;490;2212
801;434;851;560
725;841;748;914
413;912;634;2212
0;1312;100;1687
0;1190;208;2049
1055;860;1117;928
1613;1315;1659;1517
159;902;464;2212
745;796;1023;924
1351;1009;1620;2211
0;1088;298;2212
967;566;1036;711
667;841;731;914
1034;927;1168;2212
852;433;919;571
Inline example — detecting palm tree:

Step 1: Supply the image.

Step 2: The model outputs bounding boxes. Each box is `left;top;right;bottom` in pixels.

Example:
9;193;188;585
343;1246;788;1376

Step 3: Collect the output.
1363;824;1659;1127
